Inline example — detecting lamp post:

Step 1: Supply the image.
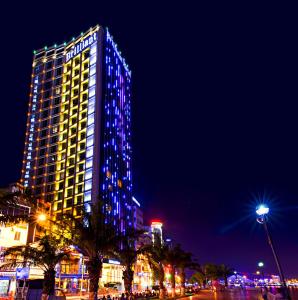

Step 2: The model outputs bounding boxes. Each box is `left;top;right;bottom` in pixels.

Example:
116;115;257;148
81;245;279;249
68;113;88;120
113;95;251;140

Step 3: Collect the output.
256;204;291;300
257;261;265;283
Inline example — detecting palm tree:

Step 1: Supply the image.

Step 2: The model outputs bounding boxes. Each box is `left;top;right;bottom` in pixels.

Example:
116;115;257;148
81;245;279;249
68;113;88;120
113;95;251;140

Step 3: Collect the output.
204;263;220;281
164;244;183;297
63;202;122;300
142;234;168;299
217;264;234;287
0;234;69;299
189;272;205;286
117;229;144;293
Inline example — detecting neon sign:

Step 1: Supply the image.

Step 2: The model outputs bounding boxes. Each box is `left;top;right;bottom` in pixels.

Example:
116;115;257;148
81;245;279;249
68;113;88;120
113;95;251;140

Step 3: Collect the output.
66;32;97;62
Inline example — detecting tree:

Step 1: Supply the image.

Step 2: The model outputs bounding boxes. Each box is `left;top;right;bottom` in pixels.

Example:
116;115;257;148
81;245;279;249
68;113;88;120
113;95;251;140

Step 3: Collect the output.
189;272;205;286
176;248;199;296
117;229;144;293
142;234;168;299
217;264;234;287
164;244;185;297
0;234;69;299
204;263;220;281
63;202;122;300
204;263;234;287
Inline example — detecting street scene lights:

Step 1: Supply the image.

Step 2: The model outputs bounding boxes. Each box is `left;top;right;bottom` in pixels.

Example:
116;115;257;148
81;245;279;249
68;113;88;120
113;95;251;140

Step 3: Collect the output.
37;213;47;222
256;205;269;216
256;204;291;300
257;261;265;282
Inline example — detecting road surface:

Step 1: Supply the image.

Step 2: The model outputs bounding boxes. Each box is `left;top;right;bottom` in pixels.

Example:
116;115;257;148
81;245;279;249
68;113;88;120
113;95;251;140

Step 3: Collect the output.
181;288;298;300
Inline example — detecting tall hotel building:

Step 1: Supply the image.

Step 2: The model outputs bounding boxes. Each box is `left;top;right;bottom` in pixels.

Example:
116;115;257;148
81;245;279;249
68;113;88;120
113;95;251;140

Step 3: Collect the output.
21;25;133;231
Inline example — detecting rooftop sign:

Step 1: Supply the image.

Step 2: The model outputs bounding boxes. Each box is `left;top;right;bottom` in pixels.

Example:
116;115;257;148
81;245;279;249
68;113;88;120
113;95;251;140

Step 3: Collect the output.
66;32;97;62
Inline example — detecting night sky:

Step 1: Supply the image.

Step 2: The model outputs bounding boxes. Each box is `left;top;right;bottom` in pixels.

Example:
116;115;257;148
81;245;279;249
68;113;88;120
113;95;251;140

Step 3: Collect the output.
1;2;297;277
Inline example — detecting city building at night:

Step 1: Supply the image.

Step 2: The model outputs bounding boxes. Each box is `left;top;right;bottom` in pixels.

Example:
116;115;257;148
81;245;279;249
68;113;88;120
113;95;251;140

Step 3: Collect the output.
151;220;163;244
19;24;133;293
132;197;143;231
21;24;133;233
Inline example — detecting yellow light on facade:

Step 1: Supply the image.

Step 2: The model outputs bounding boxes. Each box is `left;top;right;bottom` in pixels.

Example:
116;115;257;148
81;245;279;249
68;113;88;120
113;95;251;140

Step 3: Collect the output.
37;213;47;222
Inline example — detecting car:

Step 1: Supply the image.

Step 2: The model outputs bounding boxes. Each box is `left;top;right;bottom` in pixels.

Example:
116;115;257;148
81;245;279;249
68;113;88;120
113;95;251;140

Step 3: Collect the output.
47;289;66;300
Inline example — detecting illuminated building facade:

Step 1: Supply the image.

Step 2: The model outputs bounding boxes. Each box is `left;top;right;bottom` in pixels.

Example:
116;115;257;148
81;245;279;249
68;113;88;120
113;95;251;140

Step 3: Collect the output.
151;220;163;244
20;25;133;232
132;197;143;231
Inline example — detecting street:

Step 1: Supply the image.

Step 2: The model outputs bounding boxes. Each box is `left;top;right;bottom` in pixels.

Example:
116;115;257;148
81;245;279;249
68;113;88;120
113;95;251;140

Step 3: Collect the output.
181;288;298;300
181;290;262;300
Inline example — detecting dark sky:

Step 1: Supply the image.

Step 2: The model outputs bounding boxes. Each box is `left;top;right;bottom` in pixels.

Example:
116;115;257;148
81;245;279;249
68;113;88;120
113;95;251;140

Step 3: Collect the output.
1;1;298;277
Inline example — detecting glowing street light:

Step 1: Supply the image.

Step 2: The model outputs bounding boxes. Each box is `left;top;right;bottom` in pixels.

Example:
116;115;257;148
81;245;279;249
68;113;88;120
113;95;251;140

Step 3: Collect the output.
37;213;47;222
256;271;260;275
256;204;269;216
256;204;291;299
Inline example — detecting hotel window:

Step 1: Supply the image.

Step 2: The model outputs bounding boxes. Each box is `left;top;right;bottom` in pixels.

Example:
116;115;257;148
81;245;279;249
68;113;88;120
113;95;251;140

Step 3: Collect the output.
56;67;63;76
55;78;62;86
43;100;50;108
44;82;52;90
50;145;57;154
68;158;75;165
59;182;64;189
68;167;75;176
67;189;73;197
77;195;82;204
83;50;90;60
39;148;46;156
38;158;45;166
66;199;72;208
79;152;85;161
42;120;48;127
46;194;54;202
54;97;60;106
48;165;55;173
78;174;84;183
45;71;52;80
48;175;55;182
46;61;53;69
80;132;86;140
50;136;58;144
40;129;47;137
68;177;74;186
36;177;43;185
40;139;46;147
77;185;83;193
37;168;44;175
14;232;21;241
79;143;85;151
57;202;62;210
52;117;59;125
47;184;54;192
41;110;49;118
57;57;63;65
53;107;59;115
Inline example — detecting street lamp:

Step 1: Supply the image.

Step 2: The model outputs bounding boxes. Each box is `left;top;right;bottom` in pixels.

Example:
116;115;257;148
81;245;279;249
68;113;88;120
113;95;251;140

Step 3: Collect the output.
37;213;47;222
258;261;265;283
256;204;291;300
